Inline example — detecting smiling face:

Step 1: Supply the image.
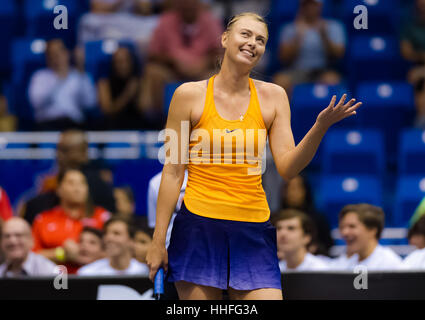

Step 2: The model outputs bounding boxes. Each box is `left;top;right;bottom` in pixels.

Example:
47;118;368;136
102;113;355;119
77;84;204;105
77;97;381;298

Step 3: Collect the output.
79;231;105;265
1;218;33;263
276;217;311;256
103;221;132;258
222;15;268;68
339;212;377;256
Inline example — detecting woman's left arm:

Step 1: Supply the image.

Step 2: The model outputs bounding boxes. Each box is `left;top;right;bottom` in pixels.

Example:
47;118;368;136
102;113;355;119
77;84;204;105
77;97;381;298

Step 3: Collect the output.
268;85;362;181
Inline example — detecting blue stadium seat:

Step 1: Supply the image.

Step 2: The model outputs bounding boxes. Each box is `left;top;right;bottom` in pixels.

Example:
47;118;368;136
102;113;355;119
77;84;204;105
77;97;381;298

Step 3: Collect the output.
347;35;407;85
394;175;425;227
291;83;354;142
318;174;383;228
0;159;53;206
112;159;163;215
0;0;17;75
342;0;399;35
163;82;182;115
357;81;415;163
399;129;425;175
11;38;47;85
291;83;356;167
322;128;385;176
84;39;138;81
10;38;48;129
24;0;79;48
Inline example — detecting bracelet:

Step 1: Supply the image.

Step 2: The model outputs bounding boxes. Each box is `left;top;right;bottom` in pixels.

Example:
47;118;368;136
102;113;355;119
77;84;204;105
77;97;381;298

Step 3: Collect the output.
55;247;66;262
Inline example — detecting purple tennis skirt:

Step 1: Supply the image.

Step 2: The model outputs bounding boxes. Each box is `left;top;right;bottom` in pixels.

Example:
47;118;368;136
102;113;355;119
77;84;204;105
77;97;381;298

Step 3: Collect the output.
166;200;282;291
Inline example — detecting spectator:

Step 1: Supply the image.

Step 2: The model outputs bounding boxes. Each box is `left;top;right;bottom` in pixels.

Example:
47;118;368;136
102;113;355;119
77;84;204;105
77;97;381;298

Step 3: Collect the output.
20;129;115;224
97;47;146;130
272;209;328;271
77;0;161;57
0;81;16;132
273;0;346;95
28;39;97;131
400;216;425;269
141;0;223;124
133;227;152;264
408;215;425;249
114;185;149;230
331;203;402;270
400;0;425;128
280;174;333;256
78;217;149;275
32;168;110;273
0;187;13;223
77;227;105;267
147;170;187;248
0;218;56;277
114;186;136;220
401;247;425;270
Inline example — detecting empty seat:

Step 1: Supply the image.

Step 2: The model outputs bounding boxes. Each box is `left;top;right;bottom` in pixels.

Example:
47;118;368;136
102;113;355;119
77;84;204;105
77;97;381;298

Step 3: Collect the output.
357;81;415;163
342;0;399;35
347;35;407;85
163;82;182;115
394;175;425;227
398;129;425;175
318;174;383;228
322;128;385;175
0;0;17;75
24;0;79;48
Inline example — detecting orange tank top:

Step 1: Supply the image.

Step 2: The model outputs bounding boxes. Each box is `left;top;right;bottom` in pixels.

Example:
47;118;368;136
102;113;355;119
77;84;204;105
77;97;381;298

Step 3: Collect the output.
183;75;270;222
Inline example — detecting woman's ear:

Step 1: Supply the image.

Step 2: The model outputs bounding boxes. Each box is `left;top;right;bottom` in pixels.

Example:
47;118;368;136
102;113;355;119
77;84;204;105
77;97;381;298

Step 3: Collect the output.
221;31;228;49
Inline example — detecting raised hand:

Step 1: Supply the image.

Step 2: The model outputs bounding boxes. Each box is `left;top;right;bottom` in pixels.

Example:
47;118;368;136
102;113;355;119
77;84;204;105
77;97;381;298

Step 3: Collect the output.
316;94;362;130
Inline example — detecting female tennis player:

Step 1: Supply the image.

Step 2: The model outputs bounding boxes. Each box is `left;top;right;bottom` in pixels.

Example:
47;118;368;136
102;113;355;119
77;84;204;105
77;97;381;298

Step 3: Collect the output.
146;12;362;300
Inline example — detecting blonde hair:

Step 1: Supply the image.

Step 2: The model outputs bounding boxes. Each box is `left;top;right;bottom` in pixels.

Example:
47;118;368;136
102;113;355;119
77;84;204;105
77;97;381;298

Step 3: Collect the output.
225;12;269;39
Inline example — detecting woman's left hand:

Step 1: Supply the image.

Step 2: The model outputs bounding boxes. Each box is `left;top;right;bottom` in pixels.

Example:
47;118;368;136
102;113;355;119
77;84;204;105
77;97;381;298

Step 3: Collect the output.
316;94;362;130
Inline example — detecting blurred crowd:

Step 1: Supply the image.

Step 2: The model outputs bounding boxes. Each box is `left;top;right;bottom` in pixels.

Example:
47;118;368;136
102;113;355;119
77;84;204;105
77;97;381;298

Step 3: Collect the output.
0;0;423;131
1;0;425;278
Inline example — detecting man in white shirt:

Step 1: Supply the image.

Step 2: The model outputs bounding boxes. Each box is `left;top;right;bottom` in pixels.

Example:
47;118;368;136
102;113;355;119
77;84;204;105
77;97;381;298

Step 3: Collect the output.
0;218;57;277
147;169;187;248
331;203;402;271
28;39;97;130
401;248;425;270
272;209;328;272
78;217;149;276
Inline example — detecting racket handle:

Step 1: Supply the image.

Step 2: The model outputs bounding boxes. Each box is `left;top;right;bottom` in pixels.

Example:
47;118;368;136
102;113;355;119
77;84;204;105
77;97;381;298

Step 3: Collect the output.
154;267;164;300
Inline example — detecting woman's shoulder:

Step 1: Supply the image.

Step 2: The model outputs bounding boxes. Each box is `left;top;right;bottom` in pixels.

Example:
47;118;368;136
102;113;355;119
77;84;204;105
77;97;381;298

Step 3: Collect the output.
252;79;287;100
175;80;208;97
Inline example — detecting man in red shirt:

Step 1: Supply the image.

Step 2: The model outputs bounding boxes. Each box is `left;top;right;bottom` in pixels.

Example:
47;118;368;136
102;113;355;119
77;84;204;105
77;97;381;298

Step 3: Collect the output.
32;168;110;273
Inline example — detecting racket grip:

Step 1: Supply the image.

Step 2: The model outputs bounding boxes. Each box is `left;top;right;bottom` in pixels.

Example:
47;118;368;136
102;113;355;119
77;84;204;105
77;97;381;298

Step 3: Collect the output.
154;267;164;300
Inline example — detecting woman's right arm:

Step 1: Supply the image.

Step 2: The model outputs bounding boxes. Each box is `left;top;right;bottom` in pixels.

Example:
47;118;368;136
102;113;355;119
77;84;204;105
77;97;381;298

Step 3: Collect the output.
146;82;194;281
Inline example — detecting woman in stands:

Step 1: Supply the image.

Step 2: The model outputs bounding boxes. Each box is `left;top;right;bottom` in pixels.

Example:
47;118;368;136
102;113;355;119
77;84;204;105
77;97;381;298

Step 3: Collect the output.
146;12;362;300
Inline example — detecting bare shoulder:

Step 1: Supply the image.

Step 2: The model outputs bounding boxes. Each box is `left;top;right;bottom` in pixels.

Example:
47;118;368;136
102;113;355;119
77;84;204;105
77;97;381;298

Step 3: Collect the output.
174;80;207;101
252;80;289;129
253;79;288;102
